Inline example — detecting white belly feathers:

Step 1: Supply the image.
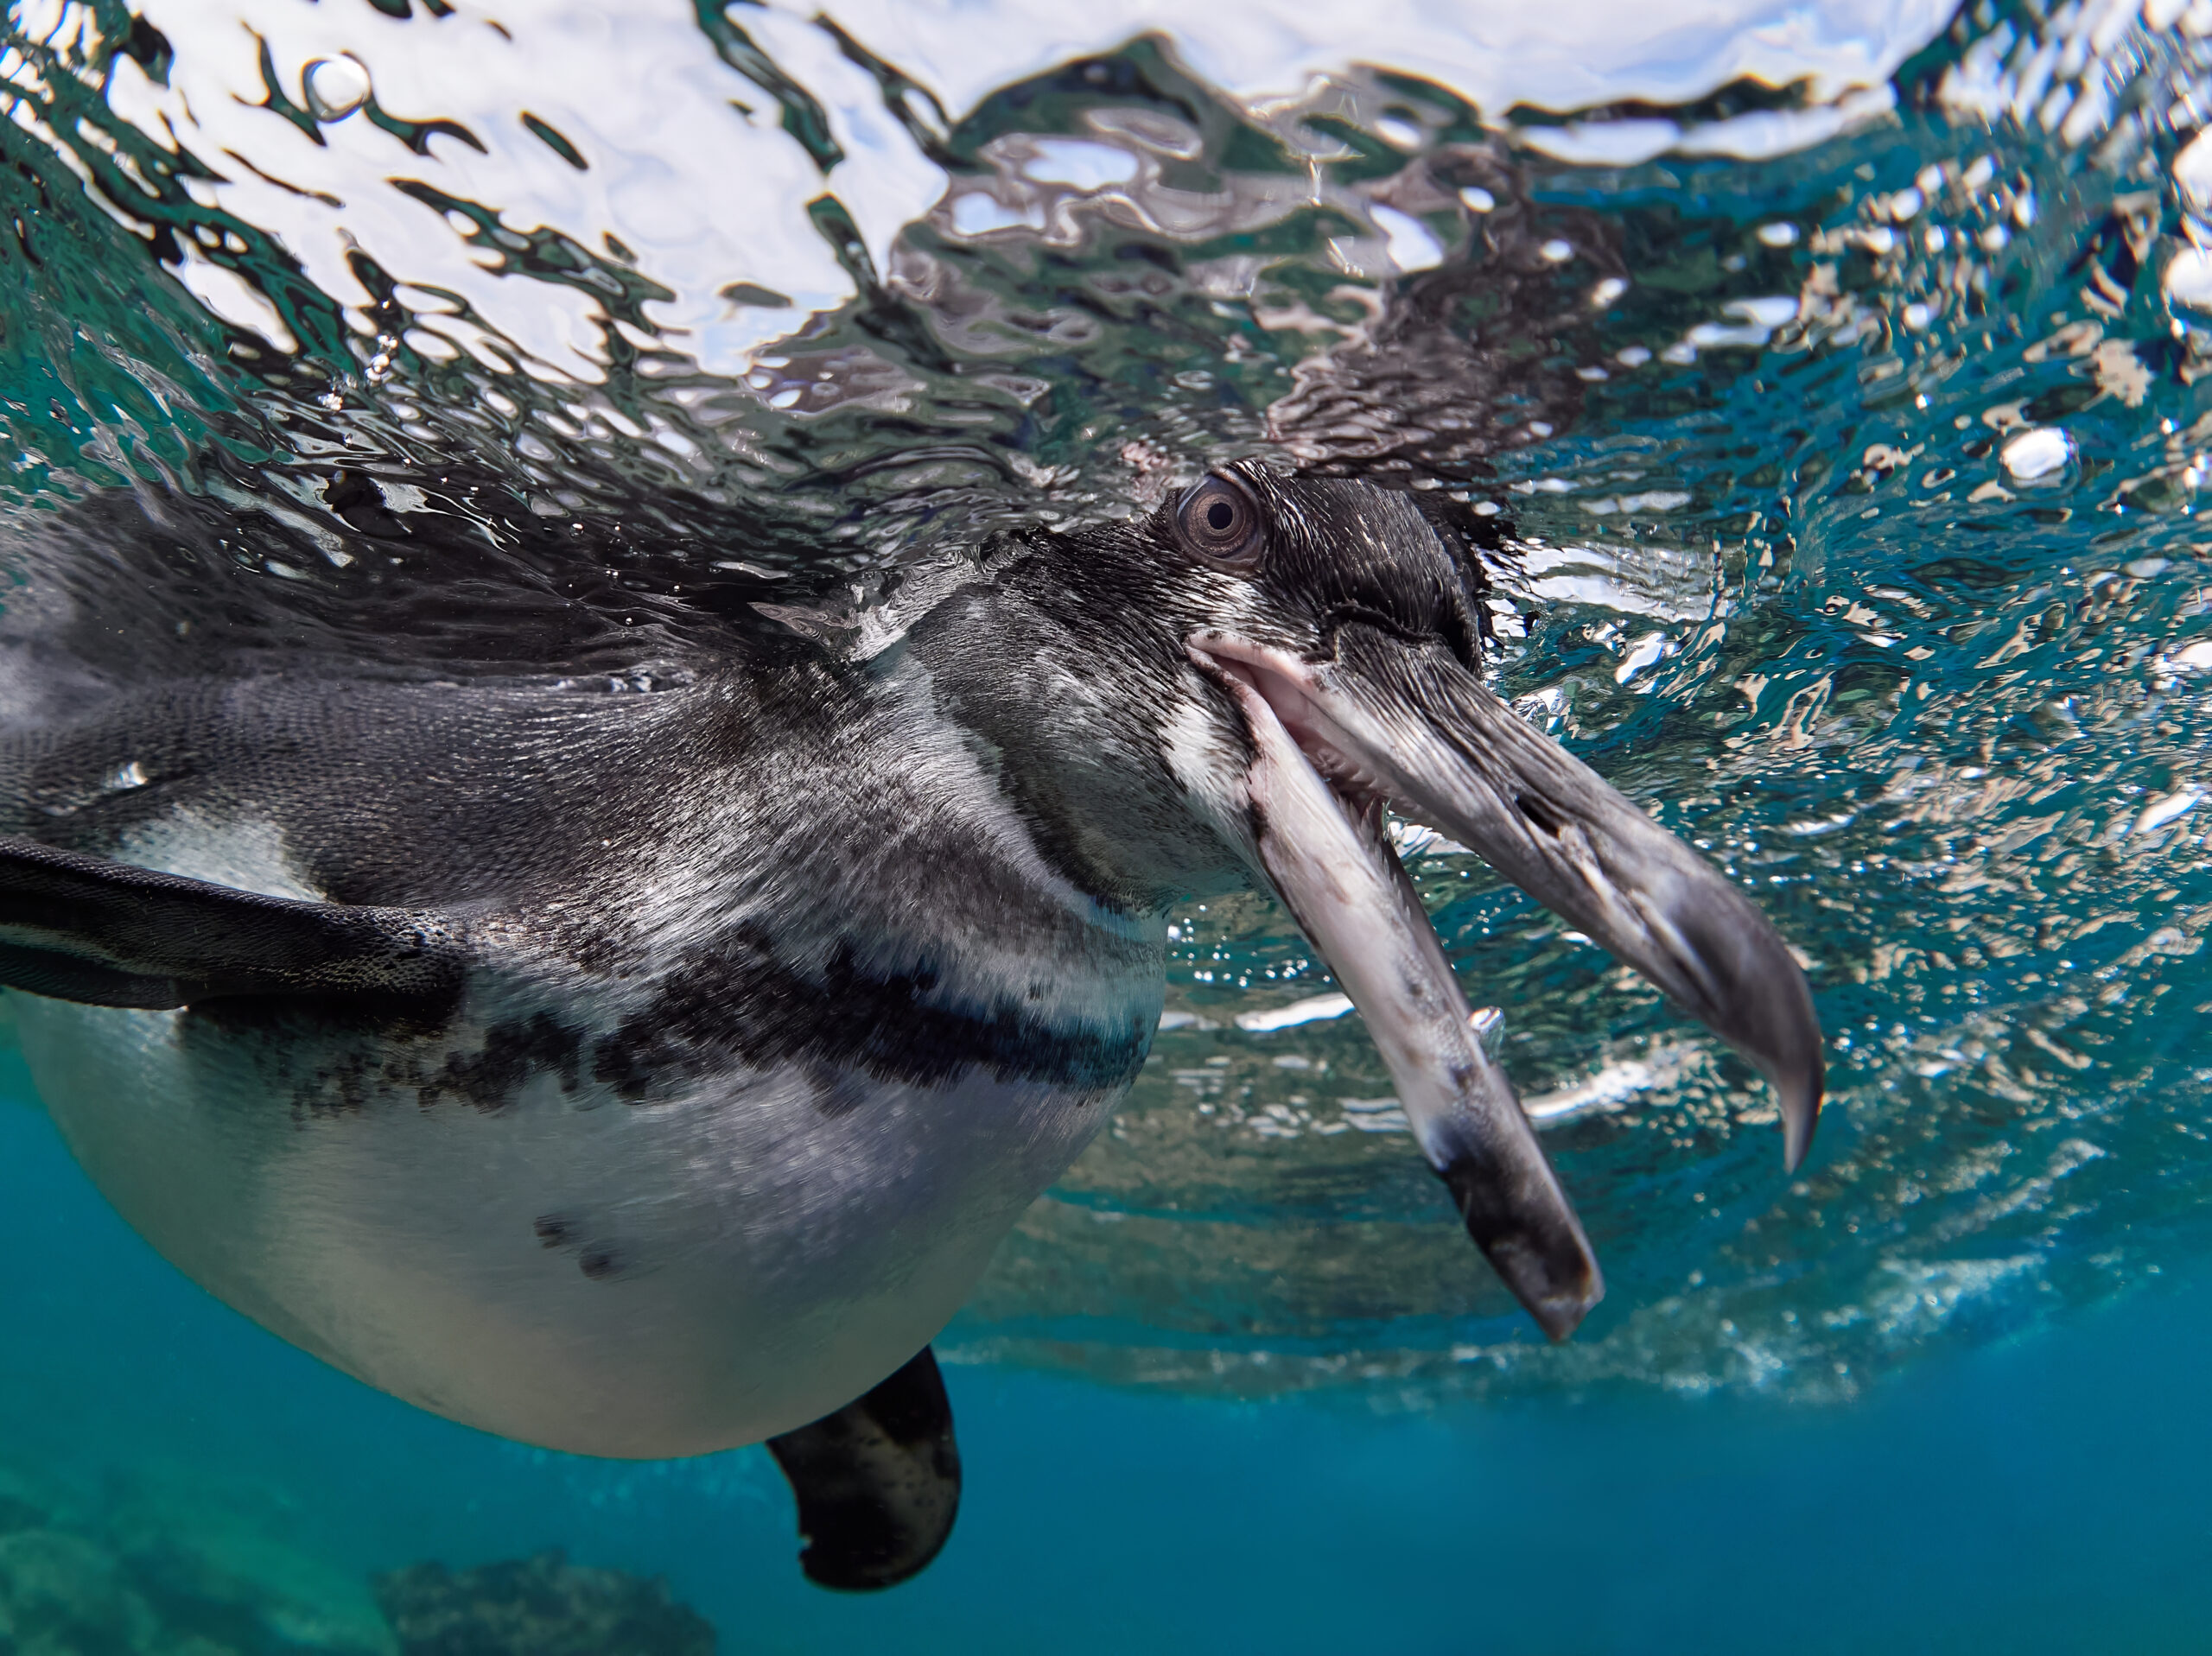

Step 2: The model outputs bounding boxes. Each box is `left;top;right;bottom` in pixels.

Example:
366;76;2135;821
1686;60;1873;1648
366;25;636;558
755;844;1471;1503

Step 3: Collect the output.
18;979;1123;1456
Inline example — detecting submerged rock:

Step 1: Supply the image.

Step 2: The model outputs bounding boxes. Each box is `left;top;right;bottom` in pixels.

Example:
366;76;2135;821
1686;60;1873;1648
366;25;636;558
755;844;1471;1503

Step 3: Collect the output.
0;1528;162;1653
102;1483;394;1656
0;1459;391;1656
372;1551;714;1656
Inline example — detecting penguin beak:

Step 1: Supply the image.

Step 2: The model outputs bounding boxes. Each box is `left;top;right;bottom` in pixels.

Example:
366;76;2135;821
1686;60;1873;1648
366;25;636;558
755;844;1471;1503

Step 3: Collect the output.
1187;625;1824;1341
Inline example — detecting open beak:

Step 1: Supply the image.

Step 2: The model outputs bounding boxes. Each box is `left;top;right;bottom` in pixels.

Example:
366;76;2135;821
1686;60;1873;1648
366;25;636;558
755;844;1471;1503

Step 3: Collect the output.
1189;624;1824;1342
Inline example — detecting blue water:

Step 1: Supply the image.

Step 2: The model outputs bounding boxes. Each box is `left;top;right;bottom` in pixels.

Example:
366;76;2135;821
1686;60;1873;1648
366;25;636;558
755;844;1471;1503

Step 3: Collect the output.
10;0;2212;1644
8;1072;2207;1652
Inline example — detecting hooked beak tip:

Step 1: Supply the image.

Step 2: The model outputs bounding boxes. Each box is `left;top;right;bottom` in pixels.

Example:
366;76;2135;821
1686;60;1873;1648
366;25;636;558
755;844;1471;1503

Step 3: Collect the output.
1762;1034;1826;1173
1781;1076;1823;1174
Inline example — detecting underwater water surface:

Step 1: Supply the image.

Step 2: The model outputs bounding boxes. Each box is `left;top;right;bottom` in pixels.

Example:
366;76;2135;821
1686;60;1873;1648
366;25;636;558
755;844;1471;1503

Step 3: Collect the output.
3;0;2212;1646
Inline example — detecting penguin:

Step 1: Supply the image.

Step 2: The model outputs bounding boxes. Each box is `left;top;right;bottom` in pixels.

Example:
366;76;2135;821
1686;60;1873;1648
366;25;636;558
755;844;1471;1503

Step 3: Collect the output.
0;461;1821;1589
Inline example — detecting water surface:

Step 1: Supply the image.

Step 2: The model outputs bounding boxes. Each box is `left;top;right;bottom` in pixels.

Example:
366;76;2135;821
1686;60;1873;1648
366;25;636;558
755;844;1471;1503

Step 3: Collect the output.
3;0;2211;1646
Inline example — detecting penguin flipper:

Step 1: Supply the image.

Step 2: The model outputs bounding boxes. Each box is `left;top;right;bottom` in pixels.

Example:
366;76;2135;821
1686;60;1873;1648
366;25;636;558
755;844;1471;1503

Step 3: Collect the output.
766;1346;961;1591
0;834;462;1010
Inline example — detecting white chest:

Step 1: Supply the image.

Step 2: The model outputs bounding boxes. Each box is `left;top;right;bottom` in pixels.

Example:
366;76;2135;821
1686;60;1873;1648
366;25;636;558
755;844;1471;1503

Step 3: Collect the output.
15;965;1148;1457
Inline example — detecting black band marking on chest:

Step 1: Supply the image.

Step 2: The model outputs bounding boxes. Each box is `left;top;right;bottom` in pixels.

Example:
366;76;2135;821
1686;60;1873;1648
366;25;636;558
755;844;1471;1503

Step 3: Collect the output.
432;1012;583;1107
590;930;1150;1101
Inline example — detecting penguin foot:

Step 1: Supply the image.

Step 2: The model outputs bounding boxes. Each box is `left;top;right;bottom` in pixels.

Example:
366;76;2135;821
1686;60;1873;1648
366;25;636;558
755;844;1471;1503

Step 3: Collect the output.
765;1346;961;1590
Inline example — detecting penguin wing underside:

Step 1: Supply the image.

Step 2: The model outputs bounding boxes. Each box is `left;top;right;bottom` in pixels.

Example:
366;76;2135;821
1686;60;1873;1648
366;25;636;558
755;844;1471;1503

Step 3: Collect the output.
0;835;463;1011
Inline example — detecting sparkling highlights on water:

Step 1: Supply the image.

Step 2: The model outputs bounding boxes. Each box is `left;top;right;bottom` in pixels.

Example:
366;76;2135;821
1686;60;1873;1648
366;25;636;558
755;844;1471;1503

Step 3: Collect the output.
10;0;2212;1407
2000;427;2075;482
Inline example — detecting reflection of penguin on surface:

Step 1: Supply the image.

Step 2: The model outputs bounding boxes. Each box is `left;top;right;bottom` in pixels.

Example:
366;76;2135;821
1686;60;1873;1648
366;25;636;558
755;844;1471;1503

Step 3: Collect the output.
0;462;1818;1587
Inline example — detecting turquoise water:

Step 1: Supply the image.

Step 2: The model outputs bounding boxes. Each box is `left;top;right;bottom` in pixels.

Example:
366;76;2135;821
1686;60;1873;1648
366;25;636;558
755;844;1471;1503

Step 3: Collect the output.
6;0;2212;1645
8;1075;2210;1651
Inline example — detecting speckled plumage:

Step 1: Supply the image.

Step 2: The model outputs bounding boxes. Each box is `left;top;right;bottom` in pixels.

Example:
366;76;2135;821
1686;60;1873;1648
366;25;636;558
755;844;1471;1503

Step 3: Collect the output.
0;577;1173;1454
0;462;1821;1583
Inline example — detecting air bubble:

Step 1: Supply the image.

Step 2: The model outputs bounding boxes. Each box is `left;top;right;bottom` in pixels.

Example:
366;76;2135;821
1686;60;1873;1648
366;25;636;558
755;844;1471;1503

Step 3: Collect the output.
2000;427;2074;481
302;56;370;122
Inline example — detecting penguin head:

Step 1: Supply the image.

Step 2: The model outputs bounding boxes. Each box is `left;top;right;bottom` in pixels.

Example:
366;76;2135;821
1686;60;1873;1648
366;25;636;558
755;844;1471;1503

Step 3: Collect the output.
906;463;1487;903
905;460;1823;1215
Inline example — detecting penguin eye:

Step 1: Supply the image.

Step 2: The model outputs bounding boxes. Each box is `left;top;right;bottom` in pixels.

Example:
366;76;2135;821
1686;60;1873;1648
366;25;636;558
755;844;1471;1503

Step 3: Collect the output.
1172;474;1265;568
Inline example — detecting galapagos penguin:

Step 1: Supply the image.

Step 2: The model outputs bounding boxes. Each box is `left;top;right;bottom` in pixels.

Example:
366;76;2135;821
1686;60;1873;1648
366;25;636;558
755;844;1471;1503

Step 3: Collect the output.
0;462;1821;1588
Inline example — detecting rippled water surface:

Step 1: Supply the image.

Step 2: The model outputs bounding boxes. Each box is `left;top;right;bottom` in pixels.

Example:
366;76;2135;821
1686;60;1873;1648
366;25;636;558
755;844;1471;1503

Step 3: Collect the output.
6;0;2212;1646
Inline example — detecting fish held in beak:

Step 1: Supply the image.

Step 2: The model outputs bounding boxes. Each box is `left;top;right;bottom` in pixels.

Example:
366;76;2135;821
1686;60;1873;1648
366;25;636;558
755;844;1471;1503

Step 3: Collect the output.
1192;644;1603;1340
1189;625;1827;1339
